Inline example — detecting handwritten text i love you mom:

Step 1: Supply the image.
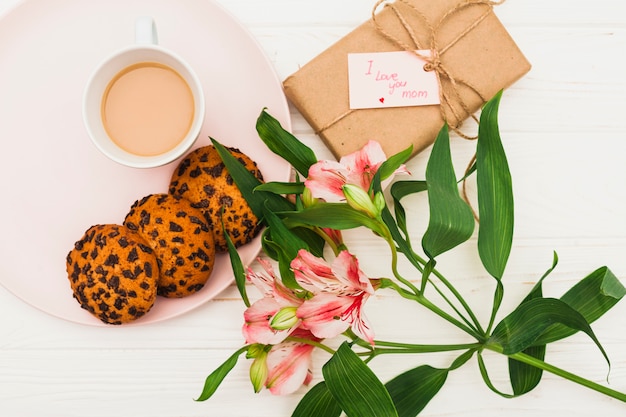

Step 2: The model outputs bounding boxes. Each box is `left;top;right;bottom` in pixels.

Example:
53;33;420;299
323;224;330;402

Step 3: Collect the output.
348;50;440;109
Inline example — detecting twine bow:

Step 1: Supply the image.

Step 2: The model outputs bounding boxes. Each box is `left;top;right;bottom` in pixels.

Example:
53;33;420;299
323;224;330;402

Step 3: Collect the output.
317;0;505;140
372;0;506;140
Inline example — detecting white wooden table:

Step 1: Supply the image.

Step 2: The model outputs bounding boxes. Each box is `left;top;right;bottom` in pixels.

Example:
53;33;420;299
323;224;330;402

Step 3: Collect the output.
1;0;625;416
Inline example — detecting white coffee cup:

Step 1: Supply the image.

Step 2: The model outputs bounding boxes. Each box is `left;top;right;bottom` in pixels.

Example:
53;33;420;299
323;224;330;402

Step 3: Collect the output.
83;16;205;169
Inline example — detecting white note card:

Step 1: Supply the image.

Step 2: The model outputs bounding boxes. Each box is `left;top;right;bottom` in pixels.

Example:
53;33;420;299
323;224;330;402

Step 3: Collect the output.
347;50;440;110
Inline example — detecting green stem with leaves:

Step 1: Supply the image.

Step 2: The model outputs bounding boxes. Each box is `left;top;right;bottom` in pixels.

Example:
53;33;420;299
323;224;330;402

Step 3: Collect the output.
421;254;486;335
366;342;481;355
379;217;483;337
378;222;421;296
392;234;485;335
381;278;485;341
486;343;626;402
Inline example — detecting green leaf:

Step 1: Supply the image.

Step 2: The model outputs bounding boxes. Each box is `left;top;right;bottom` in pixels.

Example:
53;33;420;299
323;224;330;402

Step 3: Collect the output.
507;252;558;395
281;203;385;235
291;227;326;258
490;298;610;368
195;346;248;401
256;109;318;177
391;180;429;200
375;145;412;185
532;266;626;346
210;138;294;220
223;220;249;307
476;91;514;279
458;160;477;183
255;181;305;195
276;244;300;290
421;124;475;259
477;351;515;399
263;208;308;290
263;206;309;259
369;173;423;272
509;344;545;395
524;251;559;301
323;342;399;417
262;224;326;261
261;229;280;261
375;199;424;272
385;366;447;417
487;280;504;332
390;180;428;242
385;180;429;270
291;382;342;417
449;349;476;370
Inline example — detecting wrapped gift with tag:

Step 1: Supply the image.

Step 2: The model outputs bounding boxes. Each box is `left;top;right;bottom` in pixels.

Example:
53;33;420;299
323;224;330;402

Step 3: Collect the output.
283;0;531;159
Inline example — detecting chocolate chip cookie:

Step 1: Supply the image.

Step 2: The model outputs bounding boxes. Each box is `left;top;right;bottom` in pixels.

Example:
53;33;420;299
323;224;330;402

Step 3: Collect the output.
124;193;216;298
168;145;264;252
66;224;158;324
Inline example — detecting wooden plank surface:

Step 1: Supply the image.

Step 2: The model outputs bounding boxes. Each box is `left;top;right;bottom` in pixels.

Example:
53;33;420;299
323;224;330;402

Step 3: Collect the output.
1;0;625;416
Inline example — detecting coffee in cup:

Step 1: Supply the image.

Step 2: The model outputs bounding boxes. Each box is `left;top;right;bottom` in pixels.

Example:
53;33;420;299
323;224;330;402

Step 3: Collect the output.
83;16;205;168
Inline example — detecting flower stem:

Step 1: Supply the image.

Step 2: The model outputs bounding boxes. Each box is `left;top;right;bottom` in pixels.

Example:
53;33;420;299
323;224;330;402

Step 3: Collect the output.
394;240;485;336
285;336;336;355
371;341;482;353
378;218;486;337
426;279;483;335
381;228;421;296
385;281;484;341
416;295;485;341
486;344;626;402
426;262;486;335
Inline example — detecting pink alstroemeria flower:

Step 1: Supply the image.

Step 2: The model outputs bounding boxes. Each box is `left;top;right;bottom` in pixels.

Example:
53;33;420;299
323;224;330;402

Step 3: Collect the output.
242;259;303;345
263;329;318;395
291;249;376;345
305;140;409;202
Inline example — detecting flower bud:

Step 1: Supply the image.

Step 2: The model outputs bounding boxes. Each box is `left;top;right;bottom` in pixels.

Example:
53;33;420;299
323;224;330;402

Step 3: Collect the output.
343;184;381;218
270;306;299;330
373;191;386;214
301;186;318;208
246;343;266;359
249;351;269;393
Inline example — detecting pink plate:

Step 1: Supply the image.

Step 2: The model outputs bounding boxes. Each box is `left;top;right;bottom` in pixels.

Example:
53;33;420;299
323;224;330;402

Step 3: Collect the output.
0;0;291;326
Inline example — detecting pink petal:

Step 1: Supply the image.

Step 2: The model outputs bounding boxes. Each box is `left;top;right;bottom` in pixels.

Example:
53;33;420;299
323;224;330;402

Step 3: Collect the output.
341;140;386;190
332;251;375;294
291;250;343;294
393;163;411;176
297;294;352;339
292;250;334;279
272;285;303;307
242;298;293;345
360;139;387;163
247;259;302;306
340;140;386;171
345;295;376;345
258;257;277;278
304;160;348;202
246;266;274;297
266;342;315;395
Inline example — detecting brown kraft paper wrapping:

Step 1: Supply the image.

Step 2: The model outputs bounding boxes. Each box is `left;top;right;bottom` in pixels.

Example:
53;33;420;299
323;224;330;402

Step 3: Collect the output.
282;0;531;160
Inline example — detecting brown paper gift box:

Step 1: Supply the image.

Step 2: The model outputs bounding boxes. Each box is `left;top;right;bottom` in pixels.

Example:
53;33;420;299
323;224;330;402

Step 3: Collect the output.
283;0;531;160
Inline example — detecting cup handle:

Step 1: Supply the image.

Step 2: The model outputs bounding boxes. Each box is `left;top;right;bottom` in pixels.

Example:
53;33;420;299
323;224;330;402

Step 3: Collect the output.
135;16;158;45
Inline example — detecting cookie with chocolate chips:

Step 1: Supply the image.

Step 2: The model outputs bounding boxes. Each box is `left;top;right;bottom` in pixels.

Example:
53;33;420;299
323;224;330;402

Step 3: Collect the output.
65;224;158;325
168;145;264;252
123;193;216;298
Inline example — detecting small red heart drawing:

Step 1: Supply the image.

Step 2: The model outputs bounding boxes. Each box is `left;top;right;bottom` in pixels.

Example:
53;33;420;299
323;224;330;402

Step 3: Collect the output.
379;97;385;103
